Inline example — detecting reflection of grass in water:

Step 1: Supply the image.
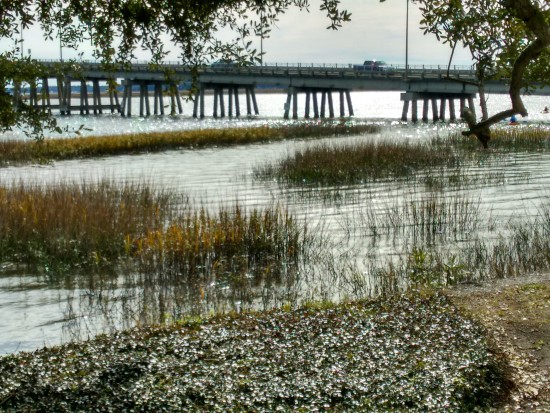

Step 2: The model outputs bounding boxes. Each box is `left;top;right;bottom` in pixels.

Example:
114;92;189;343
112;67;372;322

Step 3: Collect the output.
0;121;380;166
126;204;310;322
346;194;550;297
350;192;481;244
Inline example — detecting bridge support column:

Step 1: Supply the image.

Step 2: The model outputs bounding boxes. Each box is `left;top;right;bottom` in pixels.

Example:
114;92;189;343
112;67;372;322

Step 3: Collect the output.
29;81;38;108
312;92;319;118
80;80;90;115
63;78;72;115
250;86;259;115
92;79;102;115
345;91;354;117
219;87;226;118
320;92;326;118
108;86;120;114
56;77;66;115
401;92;476;123
401;100;409;122
284;88;292;119
200;86;205;119
245;87;252;116
283;87;353;119
327;92;334;118
431;99;438;121
154;83;164;115
41;78;52;112
11;81;21;110
411;100;418;122
449;99;456;121
305;90;311;119
193;83;256;119
292;88;298;120
121;81;133;117
234;87;241;117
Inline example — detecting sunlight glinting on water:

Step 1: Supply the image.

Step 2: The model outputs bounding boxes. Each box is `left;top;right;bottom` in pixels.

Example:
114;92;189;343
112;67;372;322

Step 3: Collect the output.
1;91;550;354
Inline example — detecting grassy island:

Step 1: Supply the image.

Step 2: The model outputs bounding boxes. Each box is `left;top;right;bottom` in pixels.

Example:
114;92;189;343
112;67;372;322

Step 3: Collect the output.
0;122;380;166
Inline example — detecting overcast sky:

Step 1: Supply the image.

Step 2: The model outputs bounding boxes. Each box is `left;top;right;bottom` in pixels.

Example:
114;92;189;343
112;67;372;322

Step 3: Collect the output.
1;0;474;67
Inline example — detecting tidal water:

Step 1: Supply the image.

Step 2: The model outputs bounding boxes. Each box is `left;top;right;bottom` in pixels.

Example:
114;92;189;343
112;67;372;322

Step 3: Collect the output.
1;91;550;354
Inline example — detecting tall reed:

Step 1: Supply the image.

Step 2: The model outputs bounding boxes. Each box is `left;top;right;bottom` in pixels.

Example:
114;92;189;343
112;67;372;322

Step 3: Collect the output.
254;140;461;186
441;126;550;152
0;180;182;274
0;122;380;166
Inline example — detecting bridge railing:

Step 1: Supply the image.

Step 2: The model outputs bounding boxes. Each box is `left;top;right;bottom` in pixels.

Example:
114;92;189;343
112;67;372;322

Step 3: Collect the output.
35;59;478;80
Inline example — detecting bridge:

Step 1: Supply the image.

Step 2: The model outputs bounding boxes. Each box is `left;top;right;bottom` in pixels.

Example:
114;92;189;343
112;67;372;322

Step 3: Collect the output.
12;60;550;122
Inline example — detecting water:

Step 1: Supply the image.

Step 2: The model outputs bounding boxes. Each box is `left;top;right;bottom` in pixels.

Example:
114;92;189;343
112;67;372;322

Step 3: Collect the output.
1;91;550;354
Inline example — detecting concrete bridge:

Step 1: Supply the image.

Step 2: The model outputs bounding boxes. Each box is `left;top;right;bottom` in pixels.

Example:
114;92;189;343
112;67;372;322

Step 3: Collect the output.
12;60;550;122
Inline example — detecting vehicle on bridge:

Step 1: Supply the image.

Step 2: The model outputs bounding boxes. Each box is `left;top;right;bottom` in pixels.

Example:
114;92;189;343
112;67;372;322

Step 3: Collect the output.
353;60;390;72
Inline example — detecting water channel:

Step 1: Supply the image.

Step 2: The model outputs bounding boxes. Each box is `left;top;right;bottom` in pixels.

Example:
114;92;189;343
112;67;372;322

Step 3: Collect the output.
1;91;550;354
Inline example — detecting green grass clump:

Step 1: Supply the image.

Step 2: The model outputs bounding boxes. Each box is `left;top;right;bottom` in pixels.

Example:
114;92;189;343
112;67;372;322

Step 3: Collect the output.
255;140;460;186
0;293;508;412
0;122;380;166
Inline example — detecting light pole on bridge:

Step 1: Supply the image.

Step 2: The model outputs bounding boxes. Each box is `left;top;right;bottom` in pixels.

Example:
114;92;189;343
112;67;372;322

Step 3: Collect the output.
380;0;409;79
405;0;409;79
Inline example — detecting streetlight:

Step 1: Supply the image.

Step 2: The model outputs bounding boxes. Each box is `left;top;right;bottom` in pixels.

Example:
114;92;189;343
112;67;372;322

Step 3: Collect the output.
405;0;409;79
380;0;409;79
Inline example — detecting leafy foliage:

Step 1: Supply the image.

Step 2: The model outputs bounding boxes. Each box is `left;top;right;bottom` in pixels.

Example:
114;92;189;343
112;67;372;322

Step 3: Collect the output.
414;0;549;146
0;293;507;412
0;1;352;137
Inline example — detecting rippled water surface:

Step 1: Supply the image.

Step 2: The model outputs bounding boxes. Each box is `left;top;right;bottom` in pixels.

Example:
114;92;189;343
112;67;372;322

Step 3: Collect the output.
1;91;550;354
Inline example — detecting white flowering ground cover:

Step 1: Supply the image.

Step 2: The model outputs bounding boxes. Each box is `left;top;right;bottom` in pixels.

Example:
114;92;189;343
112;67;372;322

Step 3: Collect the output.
0;293;507;412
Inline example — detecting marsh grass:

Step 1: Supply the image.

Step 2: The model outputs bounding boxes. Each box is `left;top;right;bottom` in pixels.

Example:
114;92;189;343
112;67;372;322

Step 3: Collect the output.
0;180;181;274
254;139;461;187
443;125;550;152
125;204;310;321
0;181;309;300
257;127;550;191
0;122;380;166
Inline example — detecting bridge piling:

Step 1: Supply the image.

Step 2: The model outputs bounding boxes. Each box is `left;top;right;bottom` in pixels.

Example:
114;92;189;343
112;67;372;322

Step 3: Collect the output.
284;87;352;119
193;83;255;119
345;91;354;116
80;80;89;115
250;87;259;115
305;91;311;118
412;100;418;122
401;92;476;123
422;99;429;122
312;92;319;118
320;91;326;117
42;78;52;111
